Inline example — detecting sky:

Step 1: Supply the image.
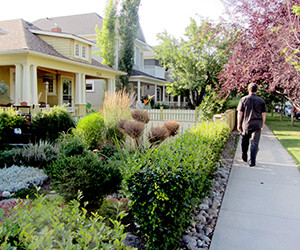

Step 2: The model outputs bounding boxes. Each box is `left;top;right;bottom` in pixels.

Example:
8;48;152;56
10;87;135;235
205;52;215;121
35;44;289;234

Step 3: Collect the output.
0;0;225;46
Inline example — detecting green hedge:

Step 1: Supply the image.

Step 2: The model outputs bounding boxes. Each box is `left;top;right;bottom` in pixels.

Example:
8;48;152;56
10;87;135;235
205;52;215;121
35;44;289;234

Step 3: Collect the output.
123;121;230;249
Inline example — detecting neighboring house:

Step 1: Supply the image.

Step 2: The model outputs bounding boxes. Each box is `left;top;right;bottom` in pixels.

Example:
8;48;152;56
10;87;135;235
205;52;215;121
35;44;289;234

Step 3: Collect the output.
33;13;187;109
0;18;124;116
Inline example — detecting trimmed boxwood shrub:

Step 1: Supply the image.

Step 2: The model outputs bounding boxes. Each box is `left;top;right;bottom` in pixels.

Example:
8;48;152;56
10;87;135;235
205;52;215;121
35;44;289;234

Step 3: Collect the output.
123;121;230;249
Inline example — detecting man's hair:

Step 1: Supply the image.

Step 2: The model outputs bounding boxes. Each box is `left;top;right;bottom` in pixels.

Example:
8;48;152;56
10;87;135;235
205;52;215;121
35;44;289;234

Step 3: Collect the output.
248;83;258;92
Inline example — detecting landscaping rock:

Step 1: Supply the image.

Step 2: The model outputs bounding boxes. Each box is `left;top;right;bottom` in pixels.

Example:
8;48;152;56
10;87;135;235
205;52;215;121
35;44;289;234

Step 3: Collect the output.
123;233;143;250
2;191;11;198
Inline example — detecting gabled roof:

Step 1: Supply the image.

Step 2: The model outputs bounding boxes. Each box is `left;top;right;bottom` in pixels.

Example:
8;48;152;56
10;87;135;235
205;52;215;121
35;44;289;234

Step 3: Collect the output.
0;19;65;58
0;19;124;74
33;12;147;43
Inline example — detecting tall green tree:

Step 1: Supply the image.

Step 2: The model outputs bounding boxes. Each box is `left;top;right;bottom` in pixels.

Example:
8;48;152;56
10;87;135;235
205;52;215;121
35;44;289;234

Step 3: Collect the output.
95;0;118;68
117;0;141;91
155;19;239;108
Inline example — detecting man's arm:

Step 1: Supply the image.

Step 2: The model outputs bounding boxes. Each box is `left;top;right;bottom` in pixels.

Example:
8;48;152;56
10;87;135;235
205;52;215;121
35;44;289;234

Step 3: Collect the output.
237;111;243;133
261;112;266;131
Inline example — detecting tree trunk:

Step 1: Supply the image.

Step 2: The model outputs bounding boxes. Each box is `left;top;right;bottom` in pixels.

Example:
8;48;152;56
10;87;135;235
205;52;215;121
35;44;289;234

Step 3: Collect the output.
291;109;294;126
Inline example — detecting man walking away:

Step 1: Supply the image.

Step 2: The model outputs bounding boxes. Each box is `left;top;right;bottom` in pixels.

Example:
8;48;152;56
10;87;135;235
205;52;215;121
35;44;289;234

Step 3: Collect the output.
237;83;267;167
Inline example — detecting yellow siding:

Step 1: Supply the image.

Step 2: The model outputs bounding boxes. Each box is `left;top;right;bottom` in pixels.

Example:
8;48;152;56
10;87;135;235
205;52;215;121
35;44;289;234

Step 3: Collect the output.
39;35;72;58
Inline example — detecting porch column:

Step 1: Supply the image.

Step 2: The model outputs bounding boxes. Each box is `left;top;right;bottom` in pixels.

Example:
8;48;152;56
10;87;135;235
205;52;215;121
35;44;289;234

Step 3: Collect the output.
178;95;181;107
31;65;38;105
111;78;115;94
107;78;115;93
137;80;141;102
81;74;86;104
162;86;165;103
154;84;157;102
75;73;82;104
14;64;22;105
22;64;31;104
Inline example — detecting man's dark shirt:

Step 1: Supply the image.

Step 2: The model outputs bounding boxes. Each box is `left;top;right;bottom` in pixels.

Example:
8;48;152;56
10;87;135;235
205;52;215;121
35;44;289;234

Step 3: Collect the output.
237;93;267;133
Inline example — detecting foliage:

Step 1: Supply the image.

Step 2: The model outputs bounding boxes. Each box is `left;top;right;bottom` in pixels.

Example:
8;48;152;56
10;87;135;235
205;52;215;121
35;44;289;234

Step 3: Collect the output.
219;0;300;109
198;91;228;121
31;106;75;142
147;125;169;145
58;132;89;157
131;109;150;123
152;102;170;109
155;19;240;108
95;0;118;67
0;108;25;141
102;90;133;143
1;140;59;169
163;120;180;136
48;153;122;207
0;194;130;249
0;165;48;193
117;0;141;90
73;112;106;150
123;121;230;248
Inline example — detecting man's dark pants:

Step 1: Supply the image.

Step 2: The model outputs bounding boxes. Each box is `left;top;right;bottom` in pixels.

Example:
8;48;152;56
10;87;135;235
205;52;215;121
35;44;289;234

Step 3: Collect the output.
241;129;261;166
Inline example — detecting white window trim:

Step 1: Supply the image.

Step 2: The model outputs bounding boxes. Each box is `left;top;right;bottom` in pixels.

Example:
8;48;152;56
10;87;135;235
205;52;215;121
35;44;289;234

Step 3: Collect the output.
86;80;95;92
74;43;89;61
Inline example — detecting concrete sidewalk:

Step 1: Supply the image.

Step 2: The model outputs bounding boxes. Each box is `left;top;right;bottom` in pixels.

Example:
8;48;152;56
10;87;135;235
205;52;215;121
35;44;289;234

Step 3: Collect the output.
210;125;300;250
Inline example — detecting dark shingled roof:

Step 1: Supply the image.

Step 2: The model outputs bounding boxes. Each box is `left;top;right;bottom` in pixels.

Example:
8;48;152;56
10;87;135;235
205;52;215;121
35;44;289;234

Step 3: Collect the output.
131;69;166;82
33;12;147;43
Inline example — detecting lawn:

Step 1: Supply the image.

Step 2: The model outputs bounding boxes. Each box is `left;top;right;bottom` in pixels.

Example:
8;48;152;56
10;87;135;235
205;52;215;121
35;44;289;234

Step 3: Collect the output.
266;113;300;166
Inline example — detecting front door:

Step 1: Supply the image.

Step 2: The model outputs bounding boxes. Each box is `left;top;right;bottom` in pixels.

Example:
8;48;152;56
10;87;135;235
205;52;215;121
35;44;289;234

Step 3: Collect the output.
62;78;72;106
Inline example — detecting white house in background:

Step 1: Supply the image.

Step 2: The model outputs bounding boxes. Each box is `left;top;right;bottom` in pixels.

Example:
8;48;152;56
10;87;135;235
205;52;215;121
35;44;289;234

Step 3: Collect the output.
33;13;188;110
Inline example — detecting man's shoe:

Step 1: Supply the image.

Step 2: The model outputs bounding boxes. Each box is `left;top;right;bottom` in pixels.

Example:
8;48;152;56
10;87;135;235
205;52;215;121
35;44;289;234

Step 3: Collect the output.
248;160;255;167
242;155;247;162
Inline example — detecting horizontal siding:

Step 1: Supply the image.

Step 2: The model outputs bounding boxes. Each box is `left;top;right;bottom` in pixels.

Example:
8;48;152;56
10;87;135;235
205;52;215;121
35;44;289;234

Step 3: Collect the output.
39;35;72;58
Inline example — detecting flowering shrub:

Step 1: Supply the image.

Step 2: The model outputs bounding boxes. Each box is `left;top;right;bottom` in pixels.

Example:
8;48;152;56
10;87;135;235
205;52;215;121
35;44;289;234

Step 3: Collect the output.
0;165;48;193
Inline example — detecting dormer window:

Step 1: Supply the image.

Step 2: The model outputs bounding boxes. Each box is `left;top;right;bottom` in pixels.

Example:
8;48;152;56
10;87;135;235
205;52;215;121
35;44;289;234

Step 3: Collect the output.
75;44;80;57
74;43;88;61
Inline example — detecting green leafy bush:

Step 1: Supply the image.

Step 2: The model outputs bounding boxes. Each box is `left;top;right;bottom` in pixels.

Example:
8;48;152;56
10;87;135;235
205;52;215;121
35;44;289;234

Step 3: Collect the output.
0;108;25;141
73;112;106;149
123;121;230;249
48;153;122;207
57;132;88;157
31;106;75;142
0;194;129;249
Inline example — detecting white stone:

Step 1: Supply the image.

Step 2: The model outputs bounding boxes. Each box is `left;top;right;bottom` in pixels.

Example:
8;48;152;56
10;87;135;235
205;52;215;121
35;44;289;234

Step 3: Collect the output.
2;191;11;197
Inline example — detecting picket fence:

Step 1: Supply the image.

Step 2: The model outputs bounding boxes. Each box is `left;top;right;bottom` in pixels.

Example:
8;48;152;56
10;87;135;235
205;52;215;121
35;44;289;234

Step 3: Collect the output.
132;108;236;146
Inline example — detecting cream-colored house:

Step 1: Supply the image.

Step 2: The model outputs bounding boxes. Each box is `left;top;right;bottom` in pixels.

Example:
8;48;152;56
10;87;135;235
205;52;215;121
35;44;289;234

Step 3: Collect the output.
0;19;125;116
33;13;187;109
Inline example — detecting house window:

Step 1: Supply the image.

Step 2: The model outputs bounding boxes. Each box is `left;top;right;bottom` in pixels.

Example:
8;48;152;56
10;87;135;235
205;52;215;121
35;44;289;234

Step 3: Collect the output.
82;46;86;59
75;44;80;58
43;76;56;95
86;80;94;92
